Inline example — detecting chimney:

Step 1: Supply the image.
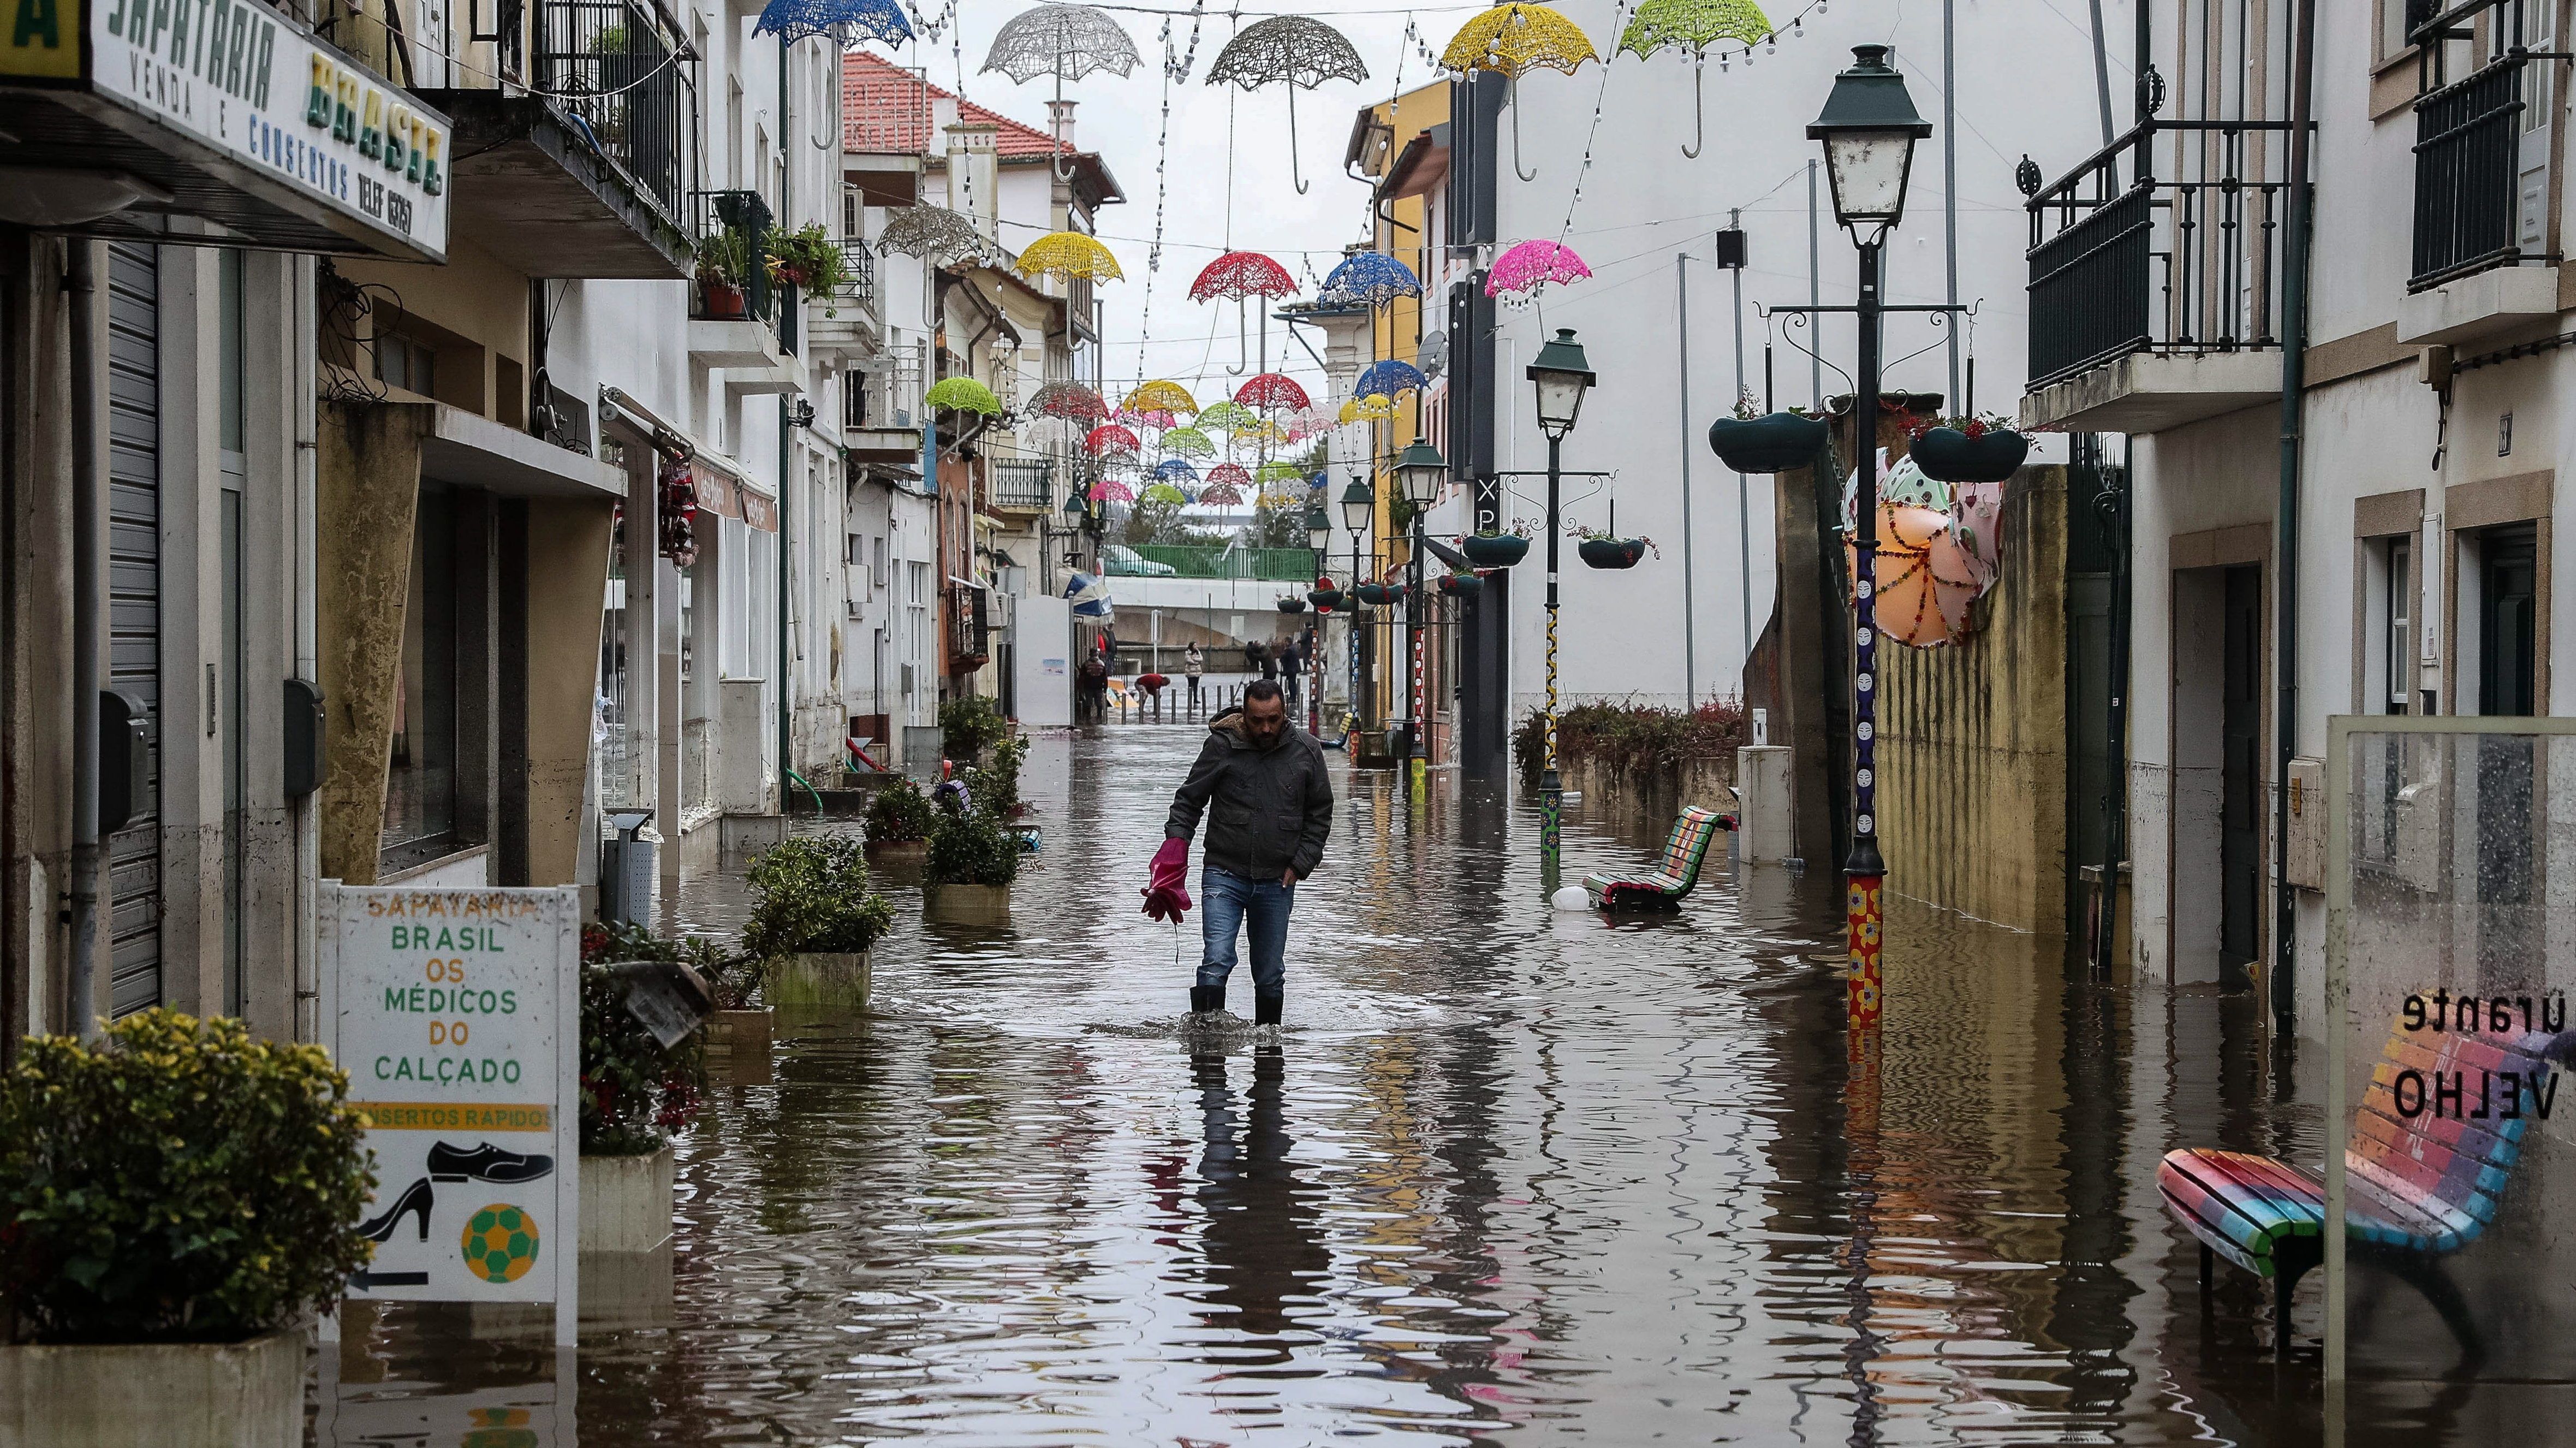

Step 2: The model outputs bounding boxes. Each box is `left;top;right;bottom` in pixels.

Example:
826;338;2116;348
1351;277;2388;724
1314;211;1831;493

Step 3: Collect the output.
1046;99;1076;153
944;121;1001;250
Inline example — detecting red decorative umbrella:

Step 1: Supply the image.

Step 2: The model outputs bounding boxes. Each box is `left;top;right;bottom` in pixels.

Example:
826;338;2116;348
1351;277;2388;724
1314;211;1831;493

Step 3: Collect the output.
1030;379;1109;424
1205;462;1253;490
1234;372;1312;413
1085;424;1141;457
1189;250;1298;302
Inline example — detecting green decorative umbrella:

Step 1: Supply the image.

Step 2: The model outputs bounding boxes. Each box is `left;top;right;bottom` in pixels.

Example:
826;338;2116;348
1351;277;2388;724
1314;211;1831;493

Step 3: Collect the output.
1194;401;1257;432
1161;426;1217;459
925;376;1001;415
1616;0;1771;157
1255;460;1308;490
1140;482;1190;505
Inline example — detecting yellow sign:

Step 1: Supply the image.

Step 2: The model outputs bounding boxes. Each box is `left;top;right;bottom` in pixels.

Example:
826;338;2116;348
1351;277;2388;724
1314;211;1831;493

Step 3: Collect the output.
353;1101;554;1133
1;0;84;81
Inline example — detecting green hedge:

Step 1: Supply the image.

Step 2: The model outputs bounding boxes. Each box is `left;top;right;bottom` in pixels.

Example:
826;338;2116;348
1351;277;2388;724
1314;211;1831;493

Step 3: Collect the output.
1513;699;1749;792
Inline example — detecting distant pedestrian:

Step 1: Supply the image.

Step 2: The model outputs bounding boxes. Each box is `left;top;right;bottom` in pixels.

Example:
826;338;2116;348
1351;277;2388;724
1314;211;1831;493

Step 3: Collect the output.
1145;680;1333;1027
1184;642;1204;709
1278;639;1302;710
1255;640;1276;682
1077;653;1110;723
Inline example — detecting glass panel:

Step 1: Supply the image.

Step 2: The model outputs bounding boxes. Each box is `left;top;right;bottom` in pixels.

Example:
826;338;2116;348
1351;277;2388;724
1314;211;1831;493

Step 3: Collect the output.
218;249;243;458
221;488;243;1014
381;488;459;868
2330;720;2576;1403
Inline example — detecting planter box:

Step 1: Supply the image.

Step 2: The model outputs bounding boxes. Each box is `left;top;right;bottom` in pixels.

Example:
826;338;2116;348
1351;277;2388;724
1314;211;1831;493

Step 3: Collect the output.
865;839;928;882
1461;532;1531;567
705;1007;774;1064
0;1328;302;1447
925;882;1012;926
1708;411;1829;473
580;1144;675;1254
765;952;870;1010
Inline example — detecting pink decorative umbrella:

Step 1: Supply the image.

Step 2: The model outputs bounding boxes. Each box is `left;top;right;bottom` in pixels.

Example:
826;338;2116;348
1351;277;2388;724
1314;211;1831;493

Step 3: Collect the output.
1234;372;1312;413
1085;424;1142;457
1189;250;1298;302
1206;462;1253;491
1089;479;1135;503
1030;380;1109;424
1484;239;1592;297
1114;407;1178;431
1197;482;1245;506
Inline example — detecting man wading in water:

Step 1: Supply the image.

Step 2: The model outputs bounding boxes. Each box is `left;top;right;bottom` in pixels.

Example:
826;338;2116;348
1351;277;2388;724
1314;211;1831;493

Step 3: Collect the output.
1143;680;1333;1025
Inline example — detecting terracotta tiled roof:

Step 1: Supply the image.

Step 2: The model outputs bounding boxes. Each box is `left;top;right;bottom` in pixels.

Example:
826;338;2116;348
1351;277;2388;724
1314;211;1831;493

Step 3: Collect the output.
843;51;1070;159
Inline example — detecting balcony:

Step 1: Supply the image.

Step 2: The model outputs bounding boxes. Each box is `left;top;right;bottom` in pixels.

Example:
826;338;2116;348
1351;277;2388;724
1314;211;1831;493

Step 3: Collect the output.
945;583;991;667
806;241;883;355
988;459;1055;514
2399;11;2559;343
688;191;807;395
2021;119;2294;435
411;0;695;278
846;341;927;462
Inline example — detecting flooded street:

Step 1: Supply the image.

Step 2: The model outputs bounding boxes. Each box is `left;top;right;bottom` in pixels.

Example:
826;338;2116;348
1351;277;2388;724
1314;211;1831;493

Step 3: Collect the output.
324;727;2387;1445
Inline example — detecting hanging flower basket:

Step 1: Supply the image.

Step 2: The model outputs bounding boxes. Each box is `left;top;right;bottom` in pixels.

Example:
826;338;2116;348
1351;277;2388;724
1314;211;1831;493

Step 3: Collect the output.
1579;538;1649;570
1277;597;1307;614
1708;411;1829;474
1911;425;2029;484
1437;572;1484;598
1461;532;1531;568
1353;583;1396;607
1308;587;1346;612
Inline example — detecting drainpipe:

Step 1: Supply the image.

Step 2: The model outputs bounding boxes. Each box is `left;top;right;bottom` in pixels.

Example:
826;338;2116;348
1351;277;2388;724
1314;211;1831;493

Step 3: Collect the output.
2271;0;2317;1041
66;242;102;1040
780;35;795;810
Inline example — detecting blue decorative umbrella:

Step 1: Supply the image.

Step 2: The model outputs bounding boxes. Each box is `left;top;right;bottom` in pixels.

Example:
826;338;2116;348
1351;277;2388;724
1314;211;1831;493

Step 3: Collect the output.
754;0;911;45
1153;458;1200;483
1354;359;1426;399
1319;250;1422;309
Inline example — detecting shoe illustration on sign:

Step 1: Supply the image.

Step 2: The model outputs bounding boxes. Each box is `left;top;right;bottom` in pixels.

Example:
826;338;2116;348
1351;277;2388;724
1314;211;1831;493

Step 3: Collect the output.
430;1141;557;1183
462;1204;542;1284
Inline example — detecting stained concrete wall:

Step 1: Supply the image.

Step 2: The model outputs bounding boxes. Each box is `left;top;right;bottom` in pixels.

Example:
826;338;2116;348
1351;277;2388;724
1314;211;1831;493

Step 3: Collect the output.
316;400;428;886
523;497;615;887
1875;466;2072;934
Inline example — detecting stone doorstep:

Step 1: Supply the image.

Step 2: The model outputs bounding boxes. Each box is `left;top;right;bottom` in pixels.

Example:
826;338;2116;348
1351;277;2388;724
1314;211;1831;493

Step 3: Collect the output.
0;1329;304;1448
579;1146;676;1255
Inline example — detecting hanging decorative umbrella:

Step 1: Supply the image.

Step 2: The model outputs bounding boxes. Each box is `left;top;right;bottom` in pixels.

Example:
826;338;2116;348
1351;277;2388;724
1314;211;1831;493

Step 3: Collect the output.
1616;0;1771;157
1318;250;1423;309
877;206;993;265
1206;462;1254;490
1204;16;1370;194
1030;379;1109;424
1089;478;1135;503
1152;458;1201;483
1139;482;1192;505
1281;406;1334;441
1123;379;1199;415
924;376;1001;414
1194;401;1257;432
1443;4;1598;181
1235;373;1312;412
1016;231;1124;283
1355;359;1426;399
1231;418;1292;448
983;4;1143;179
1084;423;1141;456
1191;250;1299;373
1161;426;1217;459
1340;394;1400;423
1256;461;1310;490
1114;407;1178;431
1198;482;1246;506
1485;239;1592;297
754;0;911;45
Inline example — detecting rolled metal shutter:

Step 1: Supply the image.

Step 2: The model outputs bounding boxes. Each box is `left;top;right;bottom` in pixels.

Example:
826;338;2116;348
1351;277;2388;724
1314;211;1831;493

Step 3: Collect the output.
105;241;162;1016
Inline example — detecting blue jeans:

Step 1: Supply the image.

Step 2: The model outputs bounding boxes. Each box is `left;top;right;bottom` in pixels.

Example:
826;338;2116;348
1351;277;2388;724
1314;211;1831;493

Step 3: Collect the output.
1197;866;1294;994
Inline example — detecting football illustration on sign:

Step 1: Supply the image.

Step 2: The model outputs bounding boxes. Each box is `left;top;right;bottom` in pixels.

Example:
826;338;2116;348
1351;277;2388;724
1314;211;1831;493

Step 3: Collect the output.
462;1204;540;1284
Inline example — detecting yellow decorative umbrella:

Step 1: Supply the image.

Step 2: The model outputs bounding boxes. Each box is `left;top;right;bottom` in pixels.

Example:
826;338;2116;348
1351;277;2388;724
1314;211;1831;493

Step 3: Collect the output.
1015;230;1123;282
1442;4;1595;182
1122;379;1198;415
1443;3;1596;78
1339;394;1400;423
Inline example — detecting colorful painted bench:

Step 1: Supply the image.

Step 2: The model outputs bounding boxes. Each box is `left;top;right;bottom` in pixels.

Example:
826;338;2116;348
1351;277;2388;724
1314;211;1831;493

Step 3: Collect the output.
1581;805;1735;911
2157;1018;2572;1358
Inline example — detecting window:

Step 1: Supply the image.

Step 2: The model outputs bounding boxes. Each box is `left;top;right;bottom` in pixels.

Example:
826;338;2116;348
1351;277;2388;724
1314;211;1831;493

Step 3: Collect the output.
383;486;460;869
2370;535;2413;714
377;329;438;397
2478;524;2538;716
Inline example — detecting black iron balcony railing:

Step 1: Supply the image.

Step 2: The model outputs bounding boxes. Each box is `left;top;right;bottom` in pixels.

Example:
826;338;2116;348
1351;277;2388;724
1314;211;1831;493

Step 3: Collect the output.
832;239;879;314
691;188;777;330
530;0;693;219
2411;57;2530;289
2025;118;2296;390
989;459;1053;511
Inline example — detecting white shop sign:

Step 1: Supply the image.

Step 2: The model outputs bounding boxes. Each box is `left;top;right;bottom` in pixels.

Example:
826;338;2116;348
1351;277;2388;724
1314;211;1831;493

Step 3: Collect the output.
320;883;579;1346
88;0;451;257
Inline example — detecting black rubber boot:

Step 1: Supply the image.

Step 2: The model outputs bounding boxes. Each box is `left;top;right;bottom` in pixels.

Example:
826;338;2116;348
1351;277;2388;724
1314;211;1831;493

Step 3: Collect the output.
1189;984;1225;1015
1253;992;1283;1026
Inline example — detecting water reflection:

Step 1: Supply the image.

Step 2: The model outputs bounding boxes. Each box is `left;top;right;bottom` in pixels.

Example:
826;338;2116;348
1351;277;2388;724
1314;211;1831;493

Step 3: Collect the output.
317;726;2466;1446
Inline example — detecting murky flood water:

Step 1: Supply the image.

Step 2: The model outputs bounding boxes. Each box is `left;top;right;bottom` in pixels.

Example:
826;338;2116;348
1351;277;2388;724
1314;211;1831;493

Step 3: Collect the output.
322;726;2474;1445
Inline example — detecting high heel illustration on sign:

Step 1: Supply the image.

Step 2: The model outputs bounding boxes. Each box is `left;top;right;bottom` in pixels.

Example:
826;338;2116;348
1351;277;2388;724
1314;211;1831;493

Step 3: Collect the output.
358;1177;435;1243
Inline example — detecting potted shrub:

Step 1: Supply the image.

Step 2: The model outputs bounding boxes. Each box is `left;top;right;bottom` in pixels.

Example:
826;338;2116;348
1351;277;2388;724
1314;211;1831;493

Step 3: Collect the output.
864;776;936;877
1910;413;2028;483
925;804;1020;925
1574;526;1657;570
766;222;855;317
0;1011;373;1443
1460;524;1532;568
577;924;707;1254
939;694;1009;763
694;226;753;319
1276;597;1307;614
1436;570;1484;598
1352;581;1396;607
1308;586;1346;611
1708;395;1830;474
743;832;894;1012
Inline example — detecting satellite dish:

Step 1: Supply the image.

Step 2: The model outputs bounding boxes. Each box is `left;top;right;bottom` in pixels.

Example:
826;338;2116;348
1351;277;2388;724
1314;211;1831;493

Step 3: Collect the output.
1417;330;1449;379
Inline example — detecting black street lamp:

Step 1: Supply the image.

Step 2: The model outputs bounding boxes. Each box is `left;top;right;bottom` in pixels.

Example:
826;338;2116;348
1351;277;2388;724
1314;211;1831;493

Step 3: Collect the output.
1340;476;1374;729
1395;436;1446;782
1809;44;1930;1032
1524;328;1595;875
1304;505;1333;731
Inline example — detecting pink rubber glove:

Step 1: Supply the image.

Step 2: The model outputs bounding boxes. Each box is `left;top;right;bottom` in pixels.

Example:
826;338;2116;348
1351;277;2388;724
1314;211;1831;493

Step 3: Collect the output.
1142;838;1193;923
